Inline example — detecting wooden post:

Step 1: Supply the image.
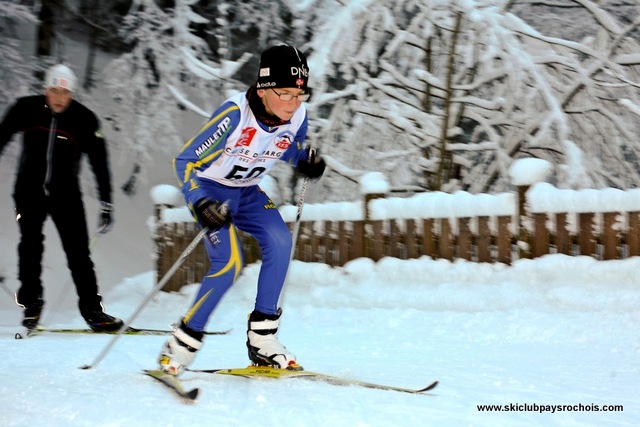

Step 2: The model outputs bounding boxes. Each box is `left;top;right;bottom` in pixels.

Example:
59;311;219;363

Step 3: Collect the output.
326;220;336;265
532;213;549;258
423;218;437;258
555;212;570;255
517;185;532;259
364;193;386;221
458;217;472;260
389;219;401;258
628;212;640;257
579;212;596;257
371;220;384;261
476;216;491;262
363;192;386;263
439;218;453;261
304;222;315;262
602;212;619;260
405;219;418;259
497;216;511;264
338;221;353;266
353;221;365;259
153;203;178;292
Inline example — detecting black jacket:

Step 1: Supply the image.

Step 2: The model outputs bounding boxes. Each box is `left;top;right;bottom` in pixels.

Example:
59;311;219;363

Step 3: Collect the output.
0;95;111;203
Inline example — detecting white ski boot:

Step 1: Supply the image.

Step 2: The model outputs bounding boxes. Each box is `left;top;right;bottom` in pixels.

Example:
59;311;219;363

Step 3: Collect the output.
159;321;203;376
246;309;301;370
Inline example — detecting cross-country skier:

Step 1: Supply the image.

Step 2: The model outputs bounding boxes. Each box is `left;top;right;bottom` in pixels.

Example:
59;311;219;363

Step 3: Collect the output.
159;44;326;375
0;64;123;332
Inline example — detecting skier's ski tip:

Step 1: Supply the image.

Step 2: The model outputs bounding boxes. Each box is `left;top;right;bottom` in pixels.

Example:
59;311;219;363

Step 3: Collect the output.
417;380;439;392
144;369;199;402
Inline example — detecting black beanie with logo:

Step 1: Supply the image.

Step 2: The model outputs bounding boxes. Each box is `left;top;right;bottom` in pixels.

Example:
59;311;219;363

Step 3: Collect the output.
256;45;309;91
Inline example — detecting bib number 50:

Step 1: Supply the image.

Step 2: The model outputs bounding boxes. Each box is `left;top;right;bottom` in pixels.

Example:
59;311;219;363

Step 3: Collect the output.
224;165;267;181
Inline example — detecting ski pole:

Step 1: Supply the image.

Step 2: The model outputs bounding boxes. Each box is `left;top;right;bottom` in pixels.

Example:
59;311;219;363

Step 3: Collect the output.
80;227;209;370
278;174;310;310
289;146;318;262
290;175;309;263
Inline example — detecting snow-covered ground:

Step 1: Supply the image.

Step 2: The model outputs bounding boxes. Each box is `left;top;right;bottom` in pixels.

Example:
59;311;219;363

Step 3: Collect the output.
1;250;639;426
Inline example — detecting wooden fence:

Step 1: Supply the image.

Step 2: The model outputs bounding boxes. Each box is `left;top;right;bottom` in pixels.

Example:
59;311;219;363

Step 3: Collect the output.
153;185;640;292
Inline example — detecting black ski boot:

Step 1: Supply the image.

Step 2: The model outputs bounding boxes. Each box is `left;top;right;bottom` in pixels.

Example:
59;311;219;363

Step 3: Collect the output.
21;299;44;330
81;308;124;332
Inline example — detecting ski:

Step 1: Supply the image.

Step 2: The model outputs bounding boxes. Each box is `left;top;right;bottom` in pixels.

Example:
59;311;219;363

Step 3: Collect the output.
187;366;438;394
144;369;199;401
15;326;230;338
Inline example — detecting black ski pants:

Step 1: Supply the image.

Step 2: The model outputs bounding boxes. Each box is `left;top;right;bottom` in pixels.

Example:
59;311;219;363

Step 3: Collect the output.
13;191;102;313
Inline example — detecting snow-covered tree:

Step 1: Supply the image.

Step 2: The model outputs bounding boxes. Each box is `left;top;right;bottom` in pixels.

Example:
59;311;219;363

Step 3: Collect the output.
0;0;38;111
176;1;252;111
305;0;640;196
104;0;217;195
194;0;295;53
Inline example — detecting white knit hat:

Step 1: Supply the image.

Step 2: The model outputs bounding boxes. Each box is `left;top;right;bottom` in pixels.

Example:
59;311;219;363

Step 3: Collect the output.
45;64;77;92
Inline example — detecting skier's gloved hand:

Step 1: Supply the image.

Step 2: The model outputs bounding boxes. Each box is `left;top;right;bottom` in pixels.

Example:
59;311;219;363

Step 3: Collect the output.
194;199;231;230
297;147;326;179
98;201;114;234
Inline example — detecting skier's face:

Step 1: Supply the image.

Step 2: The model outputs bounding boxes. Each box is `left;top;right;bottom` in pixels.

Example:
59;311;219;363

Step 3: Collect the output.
45;87;73;114
258;88;306;121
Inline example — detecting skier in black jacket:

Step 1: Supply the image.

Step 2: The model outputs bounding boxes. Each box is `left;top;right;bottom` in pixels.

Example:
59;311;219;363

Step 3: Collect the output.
0;64;123;332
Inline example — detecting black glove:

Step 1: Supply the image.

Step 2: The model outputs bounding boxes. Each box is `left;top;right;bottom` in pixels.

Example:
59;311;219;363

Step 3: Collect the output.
297;147;326;179
194;199;231;230
98;201;114;234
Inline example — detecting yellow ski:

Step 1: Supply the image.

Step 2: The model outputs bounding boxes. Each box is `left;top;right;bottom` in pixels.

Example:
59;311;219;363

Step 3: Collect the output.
188;366;438;394
144;369;199;401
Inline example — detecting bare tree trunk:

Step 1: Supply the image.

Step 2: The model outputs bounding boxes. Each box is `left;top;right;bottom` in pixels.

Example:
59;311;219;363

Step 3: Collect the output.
82;0;99;91
84;24;98;90
434;12;462;190
422;35;433;187
35;0;56;81
37;0;55;57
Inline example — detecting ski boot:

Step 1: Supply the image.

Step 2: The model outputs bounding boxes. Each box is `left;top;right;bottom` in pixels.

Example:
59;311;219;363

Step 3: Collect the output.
21;299;44;330
159;320;204;376
246;309;302;370
81;308;124;332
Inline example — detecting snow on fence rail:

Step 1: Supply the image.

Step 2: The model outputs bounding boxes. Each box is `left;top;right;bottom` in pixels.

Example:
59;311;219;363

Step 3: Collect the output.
151;180;640;292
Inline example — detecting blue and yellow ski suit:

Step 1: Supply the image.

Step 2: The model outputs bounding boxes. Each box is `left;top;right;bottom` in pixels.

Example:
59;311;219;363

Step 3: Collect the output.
174;91;310;331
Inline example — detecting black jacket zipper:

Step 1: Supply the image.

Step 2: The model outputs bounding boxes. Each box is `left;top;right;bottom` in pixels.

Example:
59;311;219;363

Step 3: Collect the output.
43;115;57;196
